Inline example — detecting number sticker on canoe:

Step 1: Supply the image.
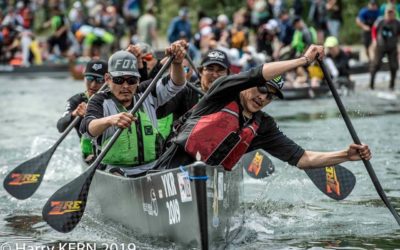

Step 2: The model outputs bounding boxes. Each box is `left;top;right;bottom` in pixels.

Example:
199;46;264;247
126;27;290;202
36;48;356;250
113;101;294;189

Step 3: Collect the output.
177;172;192;203
166;199;181;225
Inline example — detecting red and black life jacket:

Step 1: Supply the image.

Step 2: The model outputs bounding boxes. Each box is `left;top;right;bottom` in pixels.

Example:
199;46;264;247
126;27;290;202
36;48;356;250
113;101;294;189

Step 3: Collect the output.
176;101;260;170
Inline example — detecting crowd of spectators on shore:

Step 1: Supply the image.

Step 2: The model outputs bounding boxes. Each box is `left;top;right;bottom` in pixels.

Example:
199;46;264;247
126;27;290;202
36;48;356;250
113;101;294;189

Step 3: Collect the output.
1;0;399;90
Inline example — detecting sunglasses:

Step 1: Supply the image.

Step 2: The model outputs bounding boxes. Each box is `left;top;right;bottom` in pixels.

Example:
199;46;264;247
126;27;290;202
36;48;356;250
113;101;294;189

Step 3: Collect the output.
111;76;139;85
257;85;279;100
85;75;104;84
183;66;190;73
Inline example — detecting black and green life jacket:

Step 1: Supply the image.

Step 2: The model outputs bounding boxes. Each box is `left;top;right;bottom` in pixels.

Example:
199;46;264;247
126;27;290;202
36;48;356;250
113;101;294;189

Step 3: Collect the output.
80;92;93;158
157;113;174;140
101;101;161;166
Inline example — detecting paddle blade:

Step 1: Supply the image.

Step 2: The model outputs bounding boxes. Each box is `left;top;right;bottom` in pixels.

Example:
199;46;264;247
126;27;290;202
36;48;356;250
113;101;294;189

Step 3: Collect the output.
3;147;55;199
42;164;96;233
304;165;356;200
242;150;275;179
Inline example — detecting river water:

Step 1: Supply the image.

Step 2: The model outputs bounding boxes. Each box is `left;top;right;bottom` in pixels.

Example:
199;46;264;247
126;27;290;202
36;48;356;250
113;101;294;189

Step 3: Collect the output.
0;75;399;249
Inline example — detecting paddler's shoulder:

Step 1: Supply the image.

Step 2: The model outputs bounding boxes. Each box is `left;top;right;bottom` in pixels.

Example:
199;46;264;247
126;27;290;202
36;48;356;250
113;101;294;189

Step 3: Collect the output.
89;89;111;103
68;92;87;103
254;111;279;133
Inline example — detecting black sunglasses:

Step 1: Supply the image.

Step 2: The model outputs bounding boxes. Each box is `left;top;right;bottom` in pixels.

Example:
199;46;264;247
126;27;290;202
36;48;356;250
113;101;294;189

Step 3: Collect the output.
257;86;279;100
85;75;104;84
111;76;139;85
183;66;190;73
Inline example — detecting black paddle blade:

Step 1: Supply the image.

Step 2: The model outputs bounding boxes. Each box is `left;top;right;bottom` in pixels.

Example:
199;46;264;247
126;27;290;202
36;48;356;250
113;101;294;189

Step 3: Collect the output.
3;146;56;200
42;164;96;233
304;165;356;200
242;150;275;178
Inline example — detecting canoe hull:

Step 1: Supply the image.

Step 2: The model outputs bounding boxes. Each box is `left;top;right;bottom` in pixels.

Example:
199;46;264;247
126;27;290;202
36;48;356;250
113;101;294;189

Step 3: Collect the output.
89;162;244;249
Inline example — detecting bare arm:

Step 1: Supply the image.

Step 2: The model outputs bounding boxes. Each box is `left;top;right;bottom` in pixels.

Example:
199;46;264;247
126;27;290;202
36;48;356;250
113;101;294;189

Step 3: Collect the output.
88;113;135;137
262;44;324;81
297;144;371;169
356;17;370;31
166;40;187;86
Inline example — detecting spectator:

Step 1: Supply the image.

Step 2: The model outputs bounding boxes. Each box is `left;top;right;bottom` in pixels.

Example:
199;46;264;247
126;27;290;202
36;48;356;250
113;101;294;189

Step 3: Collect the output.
274;9;294;60
123;0;141;42
167;7;191;44
308;0;327;44
291;17;317;56
356;0;379;62
370;6;400;90
326;0;343;37
137;4;158;48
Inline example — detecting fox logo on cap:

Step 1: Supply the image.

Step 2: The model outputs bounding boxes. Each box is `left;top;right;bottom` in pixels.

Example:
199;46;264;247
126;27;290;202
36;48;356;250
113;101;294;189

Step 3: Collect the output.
114;59;136;70
92;63;103;71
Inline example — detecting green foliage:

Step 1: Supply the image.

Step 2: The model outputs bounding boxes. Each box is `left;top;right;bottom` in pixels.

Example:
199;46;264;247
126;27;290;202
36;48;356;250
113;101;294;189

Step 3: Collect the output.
340;1;365;44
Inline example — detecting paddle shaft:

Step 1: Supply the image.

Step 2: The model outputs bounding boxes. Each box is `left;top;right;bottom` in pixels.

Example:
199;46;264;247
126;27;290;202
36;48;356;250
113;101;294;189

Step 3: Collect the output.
318;58;400;225
185;54;201;77
184;54;205;96
91;56;175;168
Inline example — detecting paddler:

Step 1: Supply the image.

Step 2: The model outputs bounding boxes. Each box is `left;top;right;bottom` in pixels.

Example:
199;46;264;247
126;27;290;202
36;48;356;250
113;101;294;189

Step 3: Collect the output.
154;44;372;171
154;49;231;143
156;49;231;121
57;59;108;163
80;41;187;176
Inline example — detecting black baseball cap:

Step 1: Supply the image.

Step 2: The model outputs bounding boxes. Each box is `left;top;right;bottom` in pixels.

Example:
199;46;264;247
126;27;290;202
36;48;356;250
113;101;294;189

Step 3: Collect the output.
84;59;108;77
265;75;284;99
201;49;230;69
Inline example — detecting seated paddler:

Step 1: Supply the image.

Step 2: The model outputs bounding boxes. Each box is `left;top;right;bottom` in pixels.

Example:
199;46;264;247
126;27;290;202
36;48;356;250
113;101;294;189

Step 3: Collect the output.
80;41;187;176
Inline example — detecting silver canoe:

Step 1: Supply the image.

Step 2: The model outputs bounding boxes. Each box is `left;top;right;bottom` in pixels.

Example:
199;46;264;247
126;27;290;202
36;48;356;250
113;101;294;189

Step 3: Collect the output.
87;162;245;249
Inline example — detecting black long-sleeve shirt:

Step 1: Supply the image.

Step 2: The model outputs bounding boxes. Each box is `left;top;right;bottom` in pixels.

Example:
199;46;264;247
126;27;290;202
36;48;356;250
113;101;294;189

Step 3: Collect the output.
57;92;87;138
155;79;201;120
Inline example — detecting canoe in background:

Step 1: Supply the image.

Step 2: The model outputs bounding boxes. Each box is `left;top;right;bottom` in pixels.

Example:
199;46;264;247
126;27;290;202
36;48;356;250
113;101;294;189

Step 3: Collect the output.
282;85;331;100
0;64;70;78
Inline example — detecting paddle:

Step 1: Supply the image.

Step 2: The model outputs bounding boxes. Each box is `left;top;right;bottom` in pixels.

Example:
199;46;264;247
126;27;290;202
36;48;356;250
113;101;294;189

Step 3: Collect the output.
184;54;204;96
317;58;400;223
42;56;175;233
241;149;275;178
241;149;355;200
304;165;355;200
3;84;108;200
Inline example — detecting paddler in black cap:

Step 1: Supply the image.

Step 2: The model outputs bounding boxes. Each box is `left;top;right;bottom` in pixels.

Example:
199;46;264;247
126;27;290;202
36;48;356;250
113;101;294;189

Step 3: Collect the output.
154;44;372;171
57;59;108;163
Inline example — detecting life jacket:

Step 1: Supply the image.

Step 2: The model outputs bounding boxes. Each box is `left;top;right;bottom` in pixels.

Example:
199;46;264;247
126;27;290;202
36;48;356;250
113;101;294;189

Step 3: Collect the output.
157;113;173;140
176;101;260;171
79;92;93;157
100;100;161;166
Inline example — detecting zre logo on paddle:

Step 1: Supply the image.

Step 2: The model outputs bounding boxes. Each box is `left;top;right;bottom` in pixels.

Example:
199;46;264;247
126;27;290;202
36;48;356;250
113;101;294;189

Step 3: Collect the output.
325;166;341;196
48;201;83;215
7;173;41;186
247;152;263;176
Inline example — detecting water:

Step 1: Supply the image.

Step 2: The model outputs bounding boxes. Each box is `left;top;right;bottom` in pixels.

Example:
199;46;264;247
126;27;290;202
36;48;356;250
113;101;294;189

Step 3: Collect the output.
1;77;400;249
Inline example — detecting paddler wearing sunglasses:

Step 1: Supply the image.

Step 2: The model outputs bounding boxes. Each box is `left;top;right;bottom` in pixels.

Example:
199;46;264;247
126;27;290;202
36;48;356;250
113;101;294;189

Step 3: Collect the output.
154;44;372;171
80;41;187;175
57;59;108;163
